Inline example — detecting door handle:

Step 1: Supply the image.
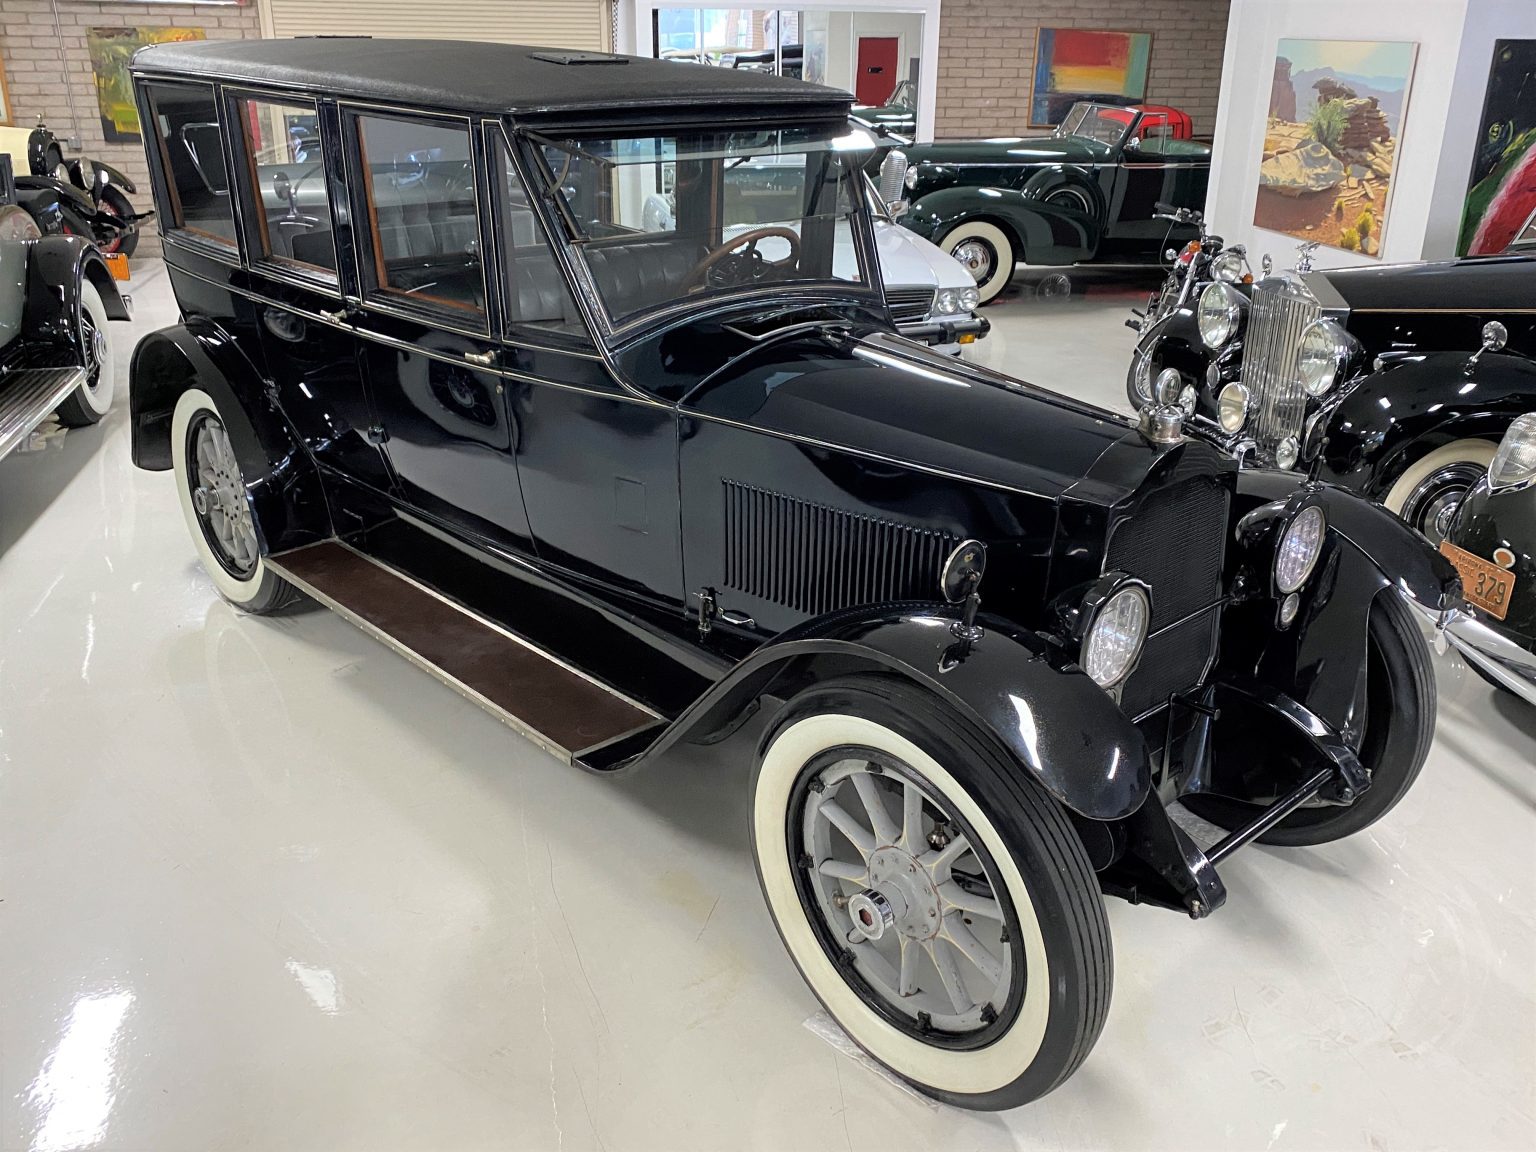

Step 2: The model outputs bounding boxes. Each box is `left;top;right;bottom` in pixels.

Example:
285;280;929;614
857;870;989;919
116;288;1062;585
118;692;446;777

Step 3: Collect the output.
320;307;353;324
464;349;497;367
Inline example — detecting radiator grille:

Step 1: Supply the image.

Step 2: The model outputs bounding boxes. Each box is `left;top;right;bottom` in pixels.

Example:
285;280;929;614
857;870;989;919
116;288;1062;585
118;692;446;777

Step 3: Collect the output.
1106;475;1229;716
886;287;937;326
1244;275;1321;456
722;480;958;615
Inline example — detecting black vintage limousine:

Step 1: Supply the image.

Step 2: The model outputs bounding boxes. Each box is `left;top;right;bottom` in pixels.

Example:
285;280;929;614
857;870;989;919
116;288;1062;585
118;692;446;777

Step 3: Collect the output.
127;39;1458;1110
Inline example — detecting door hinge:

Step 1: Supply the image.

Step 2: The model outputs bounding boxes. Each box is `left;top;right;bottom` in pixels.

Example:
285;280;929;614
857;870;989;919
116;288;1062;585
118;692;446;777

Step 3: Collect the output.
366;424;388;445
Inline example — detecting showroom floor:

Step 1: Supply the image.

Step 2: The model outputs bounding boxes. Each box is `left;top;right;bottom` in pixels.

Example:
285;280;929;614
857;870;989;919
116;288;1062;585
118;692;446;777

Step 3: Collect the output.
2;263;1533;1152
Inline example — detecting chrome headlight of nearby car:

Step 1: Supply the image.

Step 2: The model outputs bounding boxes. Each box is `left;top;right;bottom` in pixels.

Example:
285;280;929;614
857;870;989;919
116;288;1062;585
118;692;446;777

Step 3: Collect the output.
1275;505;1326;593
1489;412;1536;492
1209;250;1247;284
1079;580;1151;690
959;286;980;312
1298;319;1353;397
935;289;961;314
1197;281;1246;349
1217;382;1249;433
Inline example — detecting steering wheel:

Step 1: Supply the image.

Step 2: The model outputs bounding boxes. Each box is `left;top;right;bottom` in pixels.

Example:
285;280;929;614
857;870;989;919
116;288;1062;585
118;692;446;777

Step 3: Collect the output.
684;226;801;290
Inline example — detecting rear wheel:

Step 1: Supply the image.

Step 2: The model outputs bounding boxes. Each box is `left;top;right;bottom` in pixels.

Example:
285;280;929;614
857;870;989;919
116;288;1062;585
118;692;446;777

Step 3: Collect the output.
1383;438;1498;544
750;675;1111;1110
1186;591;1436;846
53;281;115;427
941;220;1016;305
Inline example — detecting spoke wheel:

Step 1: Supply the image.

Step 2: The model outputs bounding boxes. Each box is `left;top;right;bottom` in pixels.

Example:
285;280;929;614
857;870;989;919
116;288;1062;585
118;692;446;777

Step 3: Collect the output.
188;412;261;578
794;747;1021;1045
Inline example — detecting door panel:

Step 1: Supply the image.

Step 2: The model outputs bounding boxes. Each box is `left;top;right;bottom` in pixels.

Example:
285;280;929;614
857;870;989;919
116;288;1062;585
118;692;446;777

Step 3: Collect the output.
856;37;899;106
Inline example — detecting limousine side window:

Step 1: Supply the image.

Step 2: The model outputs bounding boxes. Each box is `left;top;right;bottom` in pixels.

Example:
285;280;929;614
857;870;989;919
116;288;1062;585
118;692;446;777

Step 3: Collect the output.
144;81;236;248
352;112;486;321
493;137;591;345
236;95;337;277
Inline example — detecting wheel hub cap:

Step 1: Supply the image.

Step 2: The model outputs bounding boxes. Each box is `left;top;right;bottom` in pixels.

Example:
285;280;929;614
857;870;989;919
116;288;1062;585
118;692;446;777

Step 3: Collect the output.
951;240;992;282
862;845;942;941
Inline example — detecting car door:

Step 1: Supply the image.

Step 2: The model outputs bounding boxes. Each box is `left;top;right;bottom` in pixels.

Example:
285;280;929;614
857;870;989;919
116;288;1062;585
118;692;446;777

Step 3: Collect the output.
229;90;393;493
342;107;533;553
1106;112;1207;243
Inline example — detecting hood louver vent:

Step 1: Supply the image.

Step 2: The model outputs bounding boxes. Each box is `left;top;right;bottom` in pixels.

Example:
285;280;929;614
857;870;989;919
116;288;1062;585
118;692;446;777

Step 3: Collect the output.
722;480;959;615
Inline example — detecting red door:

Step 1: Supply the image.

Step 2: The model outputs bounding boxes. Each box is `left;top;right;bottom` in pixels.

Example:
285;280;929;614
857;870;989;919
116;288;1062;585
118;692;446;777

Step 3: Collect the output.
855;37;899;106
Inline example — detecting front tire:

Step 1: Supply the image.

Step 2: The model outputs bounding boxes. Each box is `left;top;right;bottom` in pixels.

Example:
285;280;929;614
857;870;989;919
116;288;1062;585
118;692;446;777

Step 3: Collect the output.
1383;438;1498;544
170;389;300;614
53;281;115;427
750;675;1111;1110
940;220;1016;305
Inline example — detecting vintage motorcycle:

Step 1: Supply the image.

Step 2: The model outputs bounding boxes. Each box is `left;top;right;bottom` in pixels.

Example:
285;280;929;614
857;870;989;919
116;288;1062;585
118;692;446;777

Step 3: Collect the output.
0;120;152;255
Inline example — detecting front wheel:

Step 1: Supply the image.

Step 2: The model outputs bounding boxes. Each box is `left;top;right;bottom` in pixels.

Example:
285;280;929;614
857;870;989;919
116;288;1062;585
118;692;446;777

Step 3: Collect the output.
750;675;1111;1110
53;281;115;427
940;220;1016;305
1383;438;1499;544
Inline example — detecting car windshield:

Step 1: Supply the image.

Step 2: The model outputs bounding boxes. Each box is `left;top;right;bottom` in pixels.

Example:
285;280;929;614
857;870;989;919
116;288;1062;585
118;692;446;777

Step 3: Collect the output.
1054;102;1134;147
534;125;875;326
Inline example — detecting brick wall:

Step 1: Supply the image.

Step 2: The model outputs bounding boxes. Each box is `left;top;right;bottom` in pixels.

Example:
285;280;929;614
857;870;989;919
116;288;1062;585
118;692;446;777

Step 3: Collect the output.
935;0;1231;138
0;0;261;260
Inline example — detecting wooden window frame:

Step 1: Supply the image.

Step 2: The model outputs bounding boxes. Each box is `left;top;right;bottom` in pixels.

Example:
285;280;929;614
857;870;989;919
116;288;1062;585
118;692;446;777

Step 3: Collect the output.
234;92;339;283
143;80;238;252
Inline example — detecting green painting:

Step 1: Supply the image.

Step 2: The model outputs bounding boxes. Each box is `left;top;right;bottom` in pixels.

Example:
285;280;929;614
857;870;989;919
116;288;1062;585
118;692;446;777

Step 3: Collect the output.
87;26;205;143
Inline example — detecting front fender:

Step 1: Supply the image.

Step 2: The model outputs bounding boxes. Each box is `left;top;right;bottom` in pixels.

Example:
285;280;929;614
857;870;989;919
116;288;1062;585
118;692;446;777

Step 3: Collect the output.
91;160;136;194
635;606;1153;821
21;234;129;346
129;322;331;553
1313;351;1536;496
904;183;1100;265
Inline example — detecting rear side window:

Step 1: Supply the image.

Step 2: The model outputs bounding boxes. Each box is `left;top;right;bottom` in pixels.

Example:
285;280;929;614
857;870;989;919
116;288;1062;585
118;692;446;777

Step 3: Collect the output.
237;96;336;277
143;81;235;248
352;112;486;322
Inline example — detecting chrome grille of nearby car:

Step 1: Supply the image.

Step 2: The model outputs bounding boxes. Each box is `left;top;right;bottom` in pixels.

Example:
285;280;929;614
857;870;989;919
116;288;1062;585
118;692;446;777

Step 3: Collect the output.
722;480;958;615
885;287;937;326
1243;276;1322;456
1105;474;1230;718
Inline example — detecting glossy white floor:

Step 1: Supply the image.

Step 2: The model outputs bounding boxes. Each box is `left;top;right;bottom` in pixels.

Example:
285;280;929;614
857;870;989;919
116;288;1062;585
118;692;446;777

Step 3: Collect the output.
2;263;1533;1152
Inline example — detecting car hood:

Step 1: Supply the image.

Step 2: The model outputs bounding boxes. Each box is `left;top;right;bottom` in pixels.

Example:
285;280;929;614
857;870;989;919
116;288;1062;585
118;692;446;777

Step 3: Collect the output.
685;327;1143;500
872;218;972;291
1316;251;1536;313
904;134;1103;168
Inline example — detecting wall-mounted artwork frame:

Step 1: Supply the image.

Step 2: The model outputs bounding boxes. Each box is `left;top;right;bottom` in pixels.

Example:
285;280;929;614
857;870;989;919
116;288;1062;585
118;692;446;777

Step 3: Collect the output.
1459;39;1536;256
1030;28;1151;128
1253;37;1418;259
86;26;206;143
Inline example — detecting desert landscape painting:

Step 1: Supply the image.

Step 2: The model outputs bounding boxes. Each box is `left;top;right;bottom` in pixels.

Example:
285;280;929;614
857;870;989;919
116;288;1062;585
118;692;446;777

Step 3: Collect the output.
1255;39;1418;258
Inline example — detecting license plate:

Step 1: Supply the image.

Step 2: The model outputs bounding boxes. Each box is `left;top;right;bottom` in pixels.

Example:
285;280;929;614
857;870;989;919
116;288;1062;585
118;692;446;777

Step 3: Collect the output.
1440;539;1516;620
104;253;130;281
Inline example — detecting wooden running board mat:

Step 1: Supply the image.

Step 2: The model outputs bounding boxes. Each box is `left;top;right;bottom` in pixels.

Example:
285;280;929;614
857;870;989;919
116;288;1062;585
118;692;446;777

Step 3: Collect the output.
267;541;661;764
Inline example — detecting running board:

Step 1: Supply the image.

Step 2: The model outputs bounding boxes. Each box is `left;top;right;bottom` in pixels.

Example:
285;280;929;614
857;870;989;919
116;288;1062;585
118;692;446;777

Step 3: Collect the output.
266;541;663;767
0;366;87;462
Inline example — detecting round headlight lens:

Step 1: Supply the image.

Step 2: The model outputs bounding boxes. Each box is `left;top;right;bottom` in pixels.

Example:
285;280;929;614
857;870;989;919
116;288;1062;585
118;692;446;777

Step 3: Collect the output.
1275;435;1300;470
1299;319;1350;397
1197;282;1245;349
1218;382;1250;433
1082;585;1150;689
1489;412;1536;491
934;289;959;315
1275;506;1326;593
903;164;920;190
1210;250;1246;283
959;286;981;312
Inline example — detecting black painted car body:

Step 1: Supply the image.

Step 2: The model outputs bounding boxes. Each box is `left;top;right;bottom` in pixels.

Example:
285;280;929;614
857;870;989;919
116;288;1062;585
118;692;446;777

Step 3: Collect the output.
1132;249;1536;541
125;39;1458;1109
0;120;153;255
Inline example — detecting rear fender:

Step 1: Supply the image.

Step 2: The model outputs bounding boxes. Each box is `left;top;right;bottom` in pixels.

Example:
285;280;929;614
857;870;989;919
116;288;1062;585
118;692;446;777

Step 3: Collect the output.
129;322;331;553
634;606;1153;822
905;182;1100;265
22;235;129;347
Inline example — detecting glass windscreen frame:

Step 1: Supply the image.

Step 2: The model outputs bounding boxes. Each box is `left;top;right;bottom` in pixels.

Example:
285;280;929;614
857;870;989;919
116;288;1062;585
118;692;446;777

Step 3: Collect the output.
1053;101;1137;151
523;122;882;333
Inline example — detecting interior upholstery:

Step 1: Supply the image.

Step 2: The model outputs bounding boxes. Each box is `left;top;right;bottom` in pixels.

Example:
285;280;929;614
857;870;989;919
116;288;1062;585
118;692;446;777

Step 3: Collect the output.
580;235;706;319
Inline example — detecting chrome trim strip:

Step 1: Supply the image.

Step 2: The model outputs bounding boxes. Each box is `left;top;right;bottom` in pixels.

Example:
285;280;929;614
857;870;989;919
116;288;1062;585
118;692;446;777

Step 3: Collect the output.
0;367;88;461
1439;607;1536;707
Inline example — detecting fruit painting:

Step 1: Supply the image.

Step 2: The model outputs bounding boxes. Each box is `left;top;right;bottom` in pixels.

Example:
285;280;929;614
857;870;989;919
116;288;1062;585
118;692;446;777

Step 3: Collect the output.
1254;39;1418;258
1459;40;1536;256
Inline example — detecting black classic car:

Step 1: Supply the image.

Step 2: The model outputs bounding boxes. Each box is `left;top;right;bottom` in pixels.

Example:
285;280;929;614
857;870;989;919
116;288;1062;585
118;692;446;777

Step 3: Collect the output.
1130;242;1536;543
1439;414;1536;704
127;39;1458;1110
881;102;1209;303
0;119;152;255
0;156;131;464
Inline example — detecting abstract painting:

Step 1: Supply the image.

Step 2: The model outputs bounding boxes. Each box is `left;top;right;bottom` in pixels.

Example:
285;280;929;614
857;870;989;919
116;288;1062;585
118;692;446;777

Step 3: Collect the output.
87;26;205;143
1459;40;1536;255
1030;29;1151;127
1254;39;1417;258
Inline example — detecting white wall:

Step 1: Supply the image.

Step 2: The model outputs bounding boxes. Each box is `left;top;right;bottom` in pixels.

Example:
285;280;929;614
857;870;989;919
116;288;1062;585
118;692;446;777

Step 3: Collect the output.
1208;0;1536;270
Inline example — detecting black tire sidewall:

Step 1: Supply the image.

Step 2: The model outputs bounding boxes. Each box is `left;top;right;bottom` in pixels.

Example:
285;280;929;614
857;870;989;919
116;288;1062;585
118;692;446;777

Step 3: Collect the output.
100;187;138;257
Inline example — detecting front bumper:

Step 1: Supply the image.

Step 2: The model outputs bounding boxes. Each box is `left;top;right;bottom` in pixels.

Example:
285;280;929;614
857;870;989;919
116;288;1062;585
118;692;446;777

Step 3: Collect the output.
1439;607;1536;706
897;313;990;349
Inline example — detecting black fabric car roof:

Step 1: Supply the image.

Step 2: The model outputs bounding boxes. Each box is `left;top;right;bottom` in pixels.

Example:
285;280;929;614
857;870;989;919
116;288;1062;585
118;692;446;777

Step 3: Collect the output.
131;38;853;118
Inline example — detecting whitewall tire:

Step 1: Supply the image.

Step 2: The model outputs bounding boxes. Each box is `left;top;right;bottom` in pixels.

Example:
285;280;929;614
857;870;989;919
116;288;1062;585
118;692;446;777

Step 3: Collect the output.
53;280;116;427
750;675;1111;1110
171;388;300;614
1383;438;1499;543
941;221;1016;305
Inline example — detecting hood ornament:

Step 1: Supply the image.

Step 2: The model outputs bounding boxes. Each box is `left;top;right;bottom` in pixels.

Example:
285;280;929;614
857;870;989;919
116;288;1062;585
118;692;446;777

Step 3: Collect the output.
1138;368;1187;446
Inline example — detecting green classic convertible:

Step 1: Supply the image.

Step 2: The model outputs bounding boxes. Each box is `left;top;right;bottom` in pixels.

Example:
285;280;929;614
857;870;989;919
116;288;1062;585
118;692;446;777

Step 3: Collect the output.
879;102;1210;303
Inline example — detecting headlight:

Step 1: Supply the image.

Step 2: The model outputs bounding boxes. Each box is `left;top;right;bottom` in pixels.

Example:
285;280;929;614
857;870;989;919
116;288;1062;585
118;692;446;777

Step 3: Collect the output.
1218;382;1249;433
1210;250;1246;283
1489;412;1536;491
1298;319;1351;397
1082;584;1150;689
1275;506;1326;593
934;289;960;315
1197;282;1246;349
959;286;980;312
903;164;919;190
